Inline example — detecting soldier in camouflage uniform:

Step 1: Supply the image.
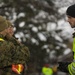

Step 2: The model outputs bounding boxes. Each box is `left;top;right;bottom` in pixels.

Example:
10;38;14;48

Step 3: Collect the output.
0;16;30;75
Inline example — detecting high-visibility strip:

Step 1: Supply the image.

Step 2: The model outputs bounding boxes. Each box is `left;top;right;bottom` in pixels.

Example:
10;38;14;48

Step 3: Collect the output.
72;63;75;70
73;38;75;60
71;63;75;74
69;65;74;75
73;38;75;52
68;63;75;75
18;65;21;73
18;64;22;74
68;37;75;75
0;38;4;41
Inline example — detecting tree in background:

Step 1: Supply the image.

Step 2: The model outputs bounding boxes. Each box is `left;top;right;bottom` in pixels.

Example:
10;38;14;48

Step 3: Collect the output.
0;0;74;74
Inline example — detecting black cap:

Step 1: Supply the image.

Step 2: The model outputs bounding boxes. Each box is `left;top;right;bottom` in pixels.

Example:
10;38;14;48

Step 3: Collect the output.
66;4;75;18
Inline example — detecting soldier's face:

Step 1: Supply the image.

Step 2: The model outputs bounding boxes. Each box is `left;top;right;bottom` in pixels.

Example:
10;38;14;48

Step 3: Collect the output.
7;26;14;37
67;15;75;28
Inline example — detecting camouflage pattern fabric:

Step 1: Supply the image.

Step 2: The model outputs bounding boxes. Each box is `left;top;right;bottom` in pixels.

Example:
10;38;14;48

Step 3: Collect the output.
0;34;30;75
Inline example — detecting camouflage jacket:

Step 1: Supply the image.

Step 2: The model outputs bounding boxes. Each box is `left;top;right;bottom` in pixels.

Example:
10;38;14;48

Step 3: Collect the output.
0;34;30;68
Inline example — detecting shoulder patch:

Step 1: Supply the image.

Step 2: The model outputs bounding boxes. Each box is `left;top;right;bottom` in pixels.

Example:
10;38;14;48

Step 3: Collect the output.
0;38;4;42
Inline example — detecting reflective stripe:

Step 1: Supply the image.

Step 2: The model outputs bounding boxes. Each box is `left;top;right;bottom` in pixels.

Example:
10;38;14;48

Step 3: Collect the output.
18;64;22;73
73;38;75;52
17;64;24;74
0;38;4;41
74;53;75;60
72;63;75;70
68;64;75;75
68;37;75;75
73;38;75;59
73;60;75;62
69;66;74;75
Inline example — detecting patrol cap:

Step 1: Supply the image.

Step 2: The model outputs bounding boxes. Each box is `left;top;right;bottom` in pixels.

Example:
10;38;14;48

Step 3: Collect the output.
0;16;8;32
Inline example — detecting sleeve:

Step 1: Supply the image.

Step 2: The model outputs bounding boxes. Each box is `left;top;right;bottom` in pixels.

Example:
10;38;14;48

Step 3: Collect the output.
20;45;30;62
58;61;71;73
0;41;15;67
68;60;75;75
11;42;30;64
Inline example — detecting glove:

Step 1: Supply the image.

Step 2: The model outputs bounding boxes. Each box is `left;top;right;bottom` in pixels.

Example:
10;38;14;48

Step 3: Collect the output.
12;64;24;74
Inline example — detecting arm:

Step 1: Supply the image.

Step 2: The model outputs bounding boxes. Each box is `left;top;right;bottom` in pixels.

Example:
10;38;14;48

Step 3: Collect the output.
0;40;15;67
58;61;71;73
10;37;30;64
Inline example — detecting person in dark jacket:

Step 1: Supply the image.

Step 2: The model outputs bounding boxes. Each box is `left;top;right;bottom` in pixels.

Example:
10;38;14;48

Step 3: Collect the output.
0;16;30;75
58;4;75;75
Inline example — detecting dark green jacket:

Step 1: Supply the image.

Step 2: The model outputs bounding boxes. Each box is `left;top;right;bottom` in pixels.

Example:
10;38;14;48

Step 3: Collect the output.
0;34;30;68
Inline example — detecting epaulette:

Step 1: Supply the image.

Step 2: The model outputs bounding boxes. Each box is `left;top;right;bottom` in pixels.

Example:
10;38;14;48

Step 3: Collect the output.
0;38;4;42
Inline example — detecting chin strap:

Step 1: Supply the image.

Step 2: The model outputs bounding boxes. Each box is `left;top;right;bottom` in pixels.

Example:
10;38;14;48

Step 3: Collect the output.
12;64;24;74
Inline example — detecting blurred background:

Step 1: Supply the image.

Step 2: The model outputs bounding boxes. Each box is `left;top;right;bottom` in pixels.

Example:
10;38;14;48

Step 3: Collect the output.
0;0;75;75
